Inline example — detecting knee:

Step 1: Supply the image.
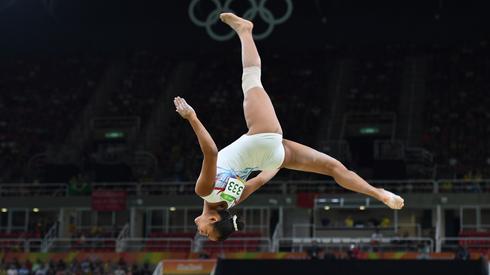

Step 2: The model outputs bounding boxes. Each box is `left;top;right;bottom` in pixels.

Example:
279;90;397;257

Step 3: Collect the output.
242;66;263;93
327;160;349;178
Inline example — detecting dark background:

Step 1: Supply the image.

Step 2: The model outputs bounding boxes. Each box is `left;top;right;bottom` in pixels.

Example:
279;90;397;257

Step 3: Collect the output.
1;0;489;182
1;0;489;54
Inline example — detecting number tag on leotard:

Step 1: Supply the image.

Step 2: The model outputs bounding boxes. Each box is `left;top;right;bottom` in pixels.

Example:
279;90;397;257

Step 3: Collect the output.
220;177;245;203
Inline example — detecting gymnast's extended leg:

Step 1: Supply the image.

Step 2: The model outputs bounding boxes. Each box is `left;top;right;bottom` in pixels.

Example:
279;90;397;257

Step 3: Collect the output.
282;139;404;209
220;12;282;135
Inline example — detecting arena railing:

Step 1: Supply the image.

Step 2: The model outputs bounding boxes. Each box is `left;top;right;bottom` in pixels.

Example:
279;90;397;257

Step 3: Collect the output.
1;238;191;253
43;238;117;252
0;237;269;253
0;239;42;252
198;237;272;253
296;223;423;239
41;221;59;252
0;179;489;197
147;225;270;237
9;237;490;254
115;223;130;252
276;237;434;253
272;222;284;252
118;238;194;252
438;237;490;253
0;183;67;197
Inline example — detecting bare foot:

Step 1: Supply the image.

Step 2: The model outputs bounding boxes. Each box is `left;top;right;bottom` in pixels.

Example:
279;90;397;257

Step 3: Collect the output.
379;189;404;210
219;13;253;35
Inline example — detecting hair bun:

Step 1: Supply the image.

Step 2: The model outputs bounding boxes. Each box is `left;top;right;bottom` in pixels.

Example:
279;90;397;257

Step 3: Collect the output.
236;220;245;231
231;215;244;231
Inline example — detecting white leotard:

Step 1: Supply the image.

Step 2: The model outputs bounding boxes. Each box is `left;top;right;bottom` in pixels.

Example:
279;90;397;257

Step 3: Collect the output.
201;133;285;209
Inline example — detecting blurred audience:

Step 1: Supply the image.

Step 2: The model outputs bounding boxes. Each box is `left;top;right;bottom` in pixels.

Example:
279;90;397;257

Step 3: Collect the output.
0;54;106;183
0;42;489;184
344;45;404;113
422;41;490;178
103;50;171;121
0;258;154;275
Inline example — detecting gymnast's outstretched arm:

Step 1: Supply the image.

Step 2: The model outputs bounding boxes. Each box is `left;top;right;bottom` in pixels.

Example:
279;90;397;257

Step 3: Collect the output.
174;97;217;197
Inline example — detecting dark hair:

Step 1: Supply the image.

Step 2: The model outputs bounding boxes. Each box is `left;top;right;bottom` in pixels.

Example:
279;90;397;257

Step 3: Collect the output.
212;210;244;241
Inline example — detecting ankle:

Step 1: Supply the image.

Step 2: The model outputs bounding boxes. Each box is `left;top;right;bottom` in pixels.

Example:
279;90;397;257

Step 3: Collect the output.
238;31;254;41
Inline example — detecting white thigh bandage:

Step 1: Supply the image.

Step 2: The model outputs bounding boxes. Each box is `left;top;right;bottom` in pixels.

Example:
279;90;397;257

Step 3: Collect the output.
242;66;263;94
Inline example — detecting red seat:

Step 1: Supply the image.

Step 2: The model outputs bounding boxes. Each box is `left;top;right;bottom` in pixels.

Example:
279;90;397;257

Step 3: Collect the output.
201;232;263;253
458;230;490;254
144;231;195;252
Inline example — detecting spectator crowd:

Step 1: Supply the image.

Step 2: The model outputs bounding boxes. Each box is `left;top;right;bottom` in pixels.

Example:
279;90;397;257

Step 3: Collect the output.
0;258;154;275
0;43;489;184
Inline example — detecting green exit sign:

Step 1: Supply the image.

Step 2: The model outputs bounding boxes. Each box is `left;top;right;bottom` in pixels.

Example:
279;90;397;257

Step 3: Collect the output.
359;127;379;135
105;131;125;139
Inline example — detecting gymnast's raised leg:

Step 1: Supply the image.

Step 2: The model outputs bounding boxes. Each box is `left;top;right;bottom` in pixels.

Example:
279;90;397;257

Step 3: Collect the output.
220;13;282;136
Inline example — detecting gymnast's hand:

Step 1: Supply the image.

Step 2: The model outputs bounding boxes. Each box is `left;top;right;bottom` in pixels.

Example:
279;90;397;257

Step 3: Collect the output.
174;96;196;120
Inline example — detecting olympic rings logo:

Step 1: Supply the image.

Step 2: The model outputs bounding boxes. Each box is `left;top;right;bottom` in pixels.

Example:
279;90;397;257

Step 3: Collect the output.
189;0;293;41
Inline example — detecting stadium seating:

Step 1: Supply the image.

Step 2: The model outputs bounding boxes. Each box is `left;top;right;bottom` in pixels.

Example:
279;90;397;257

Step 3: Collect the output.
0;54;106;182
422;42;490;177
458;230;490;253
145;232;195;252
1;43;489;182
201;231;264;254
102;51;172;121
344;46;404;113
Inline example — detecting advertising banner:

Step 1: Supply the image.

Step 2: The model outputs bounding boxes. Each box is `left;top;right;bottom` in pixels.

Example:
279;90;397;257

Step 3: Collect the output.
161;259;217;275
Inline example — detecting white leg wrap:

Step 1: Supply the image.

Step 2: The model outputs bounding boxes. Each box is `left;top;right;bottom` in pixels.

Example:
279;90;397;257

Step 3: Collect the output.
242;66;263;94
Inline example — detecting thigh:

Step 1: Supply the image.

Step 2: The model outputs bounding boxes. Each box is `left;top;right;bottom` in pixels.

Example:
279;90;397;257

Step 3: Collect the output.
281;139;344;175
243;87;282;135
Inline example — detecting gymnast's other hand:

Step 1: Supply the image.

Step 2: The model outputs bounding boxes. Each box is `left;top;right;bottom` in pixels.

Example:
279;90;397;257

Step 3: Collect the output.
174;96;196;120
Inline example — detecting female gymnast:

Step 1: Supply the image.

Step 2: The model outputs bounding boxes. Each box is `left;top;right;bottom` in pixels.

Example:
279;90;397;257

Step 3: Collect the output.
174;13;404;241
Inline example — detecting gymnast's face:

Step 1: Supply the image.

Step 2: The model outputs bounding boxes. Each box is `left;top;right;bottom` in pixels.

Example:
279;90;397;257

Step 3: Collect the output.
194;212;221;241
